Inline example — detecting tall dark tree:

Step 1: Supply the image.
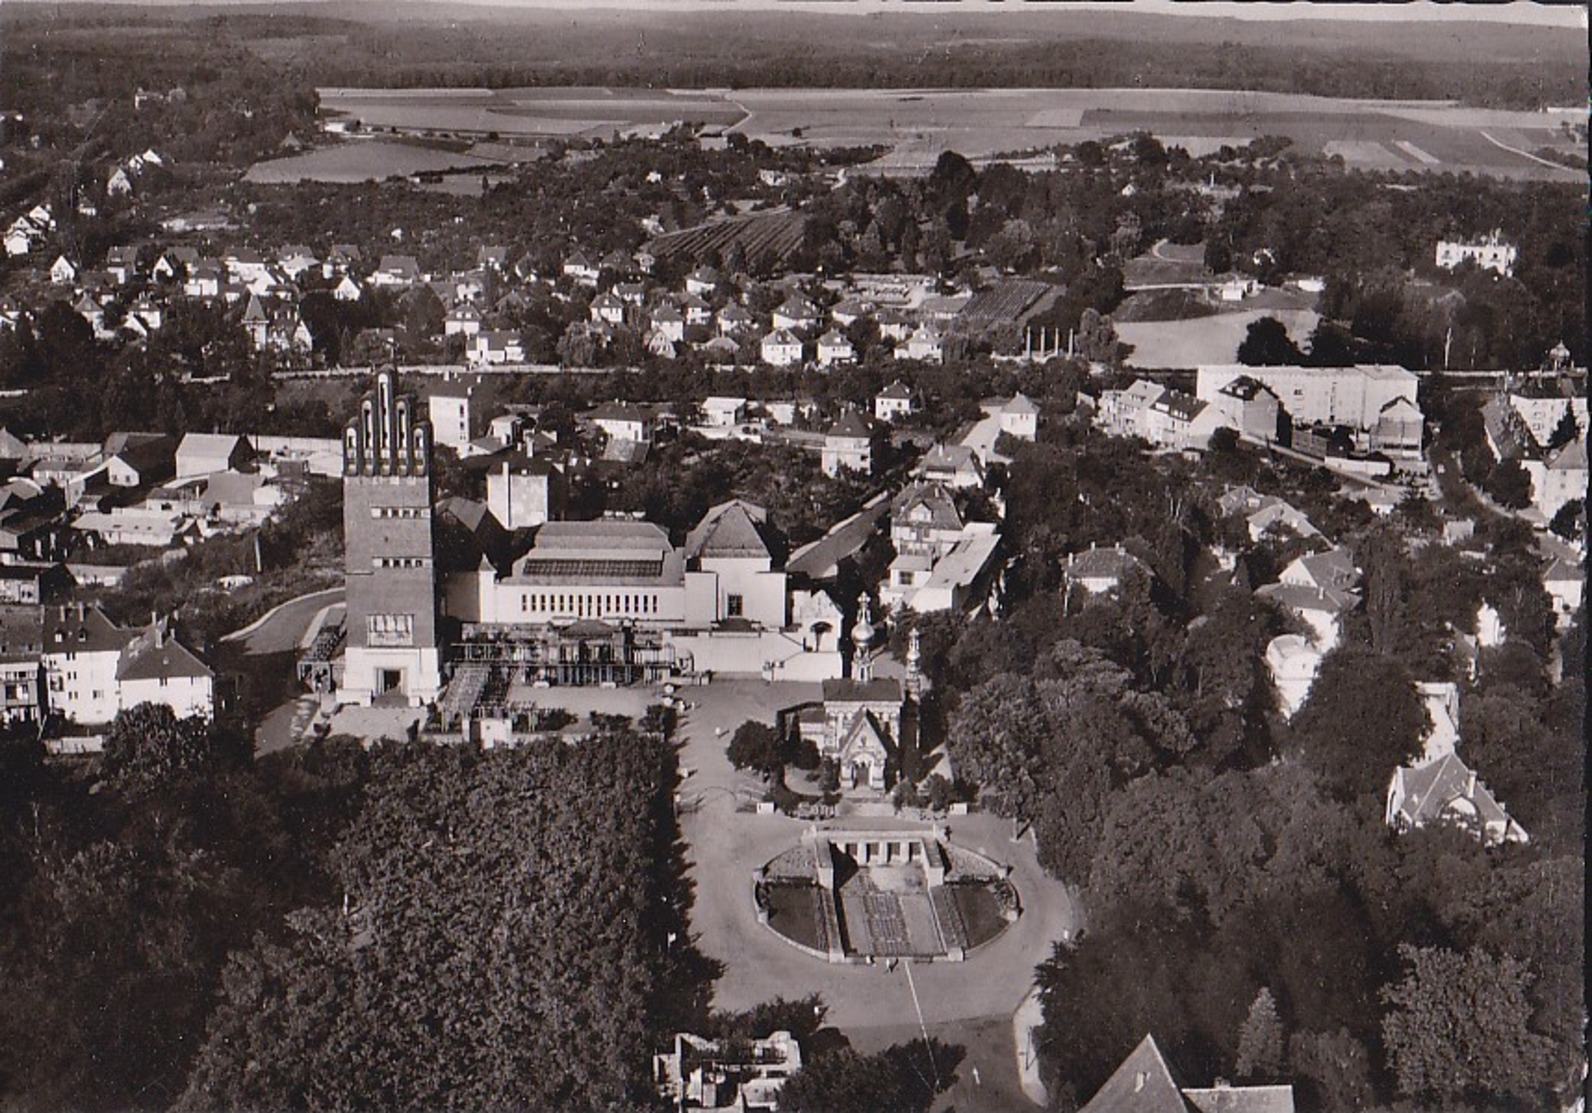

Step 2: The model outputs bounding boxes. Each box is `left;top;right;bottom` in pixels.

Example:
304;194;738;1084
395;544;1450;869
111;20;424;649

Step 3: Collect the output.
1288;644;1425;799
1237;316;1304;366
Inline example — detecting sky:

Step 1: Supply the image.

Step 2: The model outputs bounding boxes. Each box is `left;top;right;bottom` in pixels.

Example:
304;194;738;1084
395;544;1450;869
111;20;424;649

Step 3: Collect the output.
20;0;1589;20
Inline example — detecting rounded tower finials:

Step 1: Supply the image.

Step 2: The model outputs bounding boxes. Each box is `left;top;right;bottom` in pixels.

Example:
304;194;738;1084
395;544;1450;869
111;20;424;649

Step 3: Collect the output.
852;595;875;683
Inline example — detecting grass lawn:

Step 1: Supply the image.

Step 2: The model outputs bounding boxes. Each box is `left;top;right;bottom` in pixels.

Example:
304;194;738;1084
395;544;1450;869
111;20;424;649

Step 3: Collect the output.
765;883;826;952
951;884;1008;950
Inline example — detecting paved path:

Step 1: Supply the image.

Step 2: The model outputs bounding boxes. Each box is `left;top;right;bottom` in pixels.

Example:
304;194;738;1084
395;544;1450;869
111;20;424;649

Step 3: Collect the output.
673;680;1080;1035
223;586;344;655
1013;985;1050;1108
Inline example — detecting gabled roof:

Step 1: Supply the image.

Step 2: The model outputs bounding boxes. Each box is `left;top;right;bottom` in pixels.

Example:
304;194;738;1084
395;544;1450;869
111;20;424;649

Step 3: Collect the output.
686;500;772;562
1079;1034;1187;1113
1290;548;1359;591
1542;556;1583;585
763;327;801;347
837;709;894;760
1254;581;1359;615
592;402;651;425
1547;436;1587;471
376;254;420;277
1389;752;1524;843
918;443;980;473
1004;392;1040;414
878;380;914;400
44;604;128;655
1067;544;1147;581
826;411;871;439
893;482;962;531
116;622;212;682
0;604;45;661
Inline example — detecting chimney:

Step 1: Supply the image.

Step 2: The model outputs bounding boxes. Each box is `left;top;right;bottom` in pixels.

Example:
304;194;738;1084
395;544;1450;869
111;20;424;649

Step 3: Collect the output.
1465;769;1477;797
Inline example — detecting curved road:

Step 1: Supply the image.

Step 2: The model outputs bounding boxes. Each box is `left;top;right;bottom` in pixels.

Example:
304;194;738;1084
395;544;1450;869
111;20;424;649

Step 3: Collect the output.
223;586;344;656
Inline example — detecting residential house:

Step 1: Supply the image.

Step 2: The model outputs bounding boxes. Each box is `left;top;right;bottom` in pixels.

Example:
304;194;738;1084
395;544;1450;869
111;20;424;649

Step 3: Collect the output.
875;381;916;424
184;260;224;299
476;244;508;271
772;297;820;332
997;393;1040;441
1522;436;1587;521
0;606;45;726
1255;581;1358;649
701;397;748;429
815;330;855;368
224;248;270;285
651;305;686;344
104;244;141;284
1064;544;1149;597
1386;752;1528;847
176;433;254;480
1266;634;1323;719
371;254;422;288
1434;231;1517;277
899;325;944;363
445;302;484;336
332;274;364;302
152;246;199;280
592;402;655;445
890;483;964;559
590;293;626;326
1079;1034;1295;1113
1542;557;1583;627
761;329;804;368
684;267;720;297
679;293;712;329
102;432;177;489
42;605;213;727
277;244;320;278
1206;375;1282;442
914;444;984;490
115;617;215;721
893;527;1001;615
1218;486;1320;543
51;255;80;285
562;252;599;286
821;411;873;478
1098;379;1170;441
1280;548;1360;594
42;603;127;725
469;330;525;365
1146;388;1222;450
717;304;755;336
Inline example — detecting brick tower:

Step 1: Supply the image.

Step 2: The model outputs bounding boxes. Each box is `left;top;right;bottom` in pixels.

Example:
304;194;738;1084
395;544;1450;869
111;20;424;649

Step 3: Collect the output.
340;370;442;705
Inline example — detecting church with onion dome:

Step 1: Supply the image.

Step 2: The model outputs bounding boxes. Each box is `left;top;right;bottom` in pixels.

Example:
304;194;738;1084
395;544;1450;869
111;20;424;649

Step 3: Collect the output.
792;596;919;793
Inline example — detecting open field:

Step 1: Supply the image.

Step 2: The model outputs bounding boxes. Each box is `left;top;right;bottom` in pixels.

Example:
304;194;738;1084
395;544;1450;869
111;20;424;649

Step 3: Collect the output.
1119;308;1320;370
244;139;504;184
312;85;1584;181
